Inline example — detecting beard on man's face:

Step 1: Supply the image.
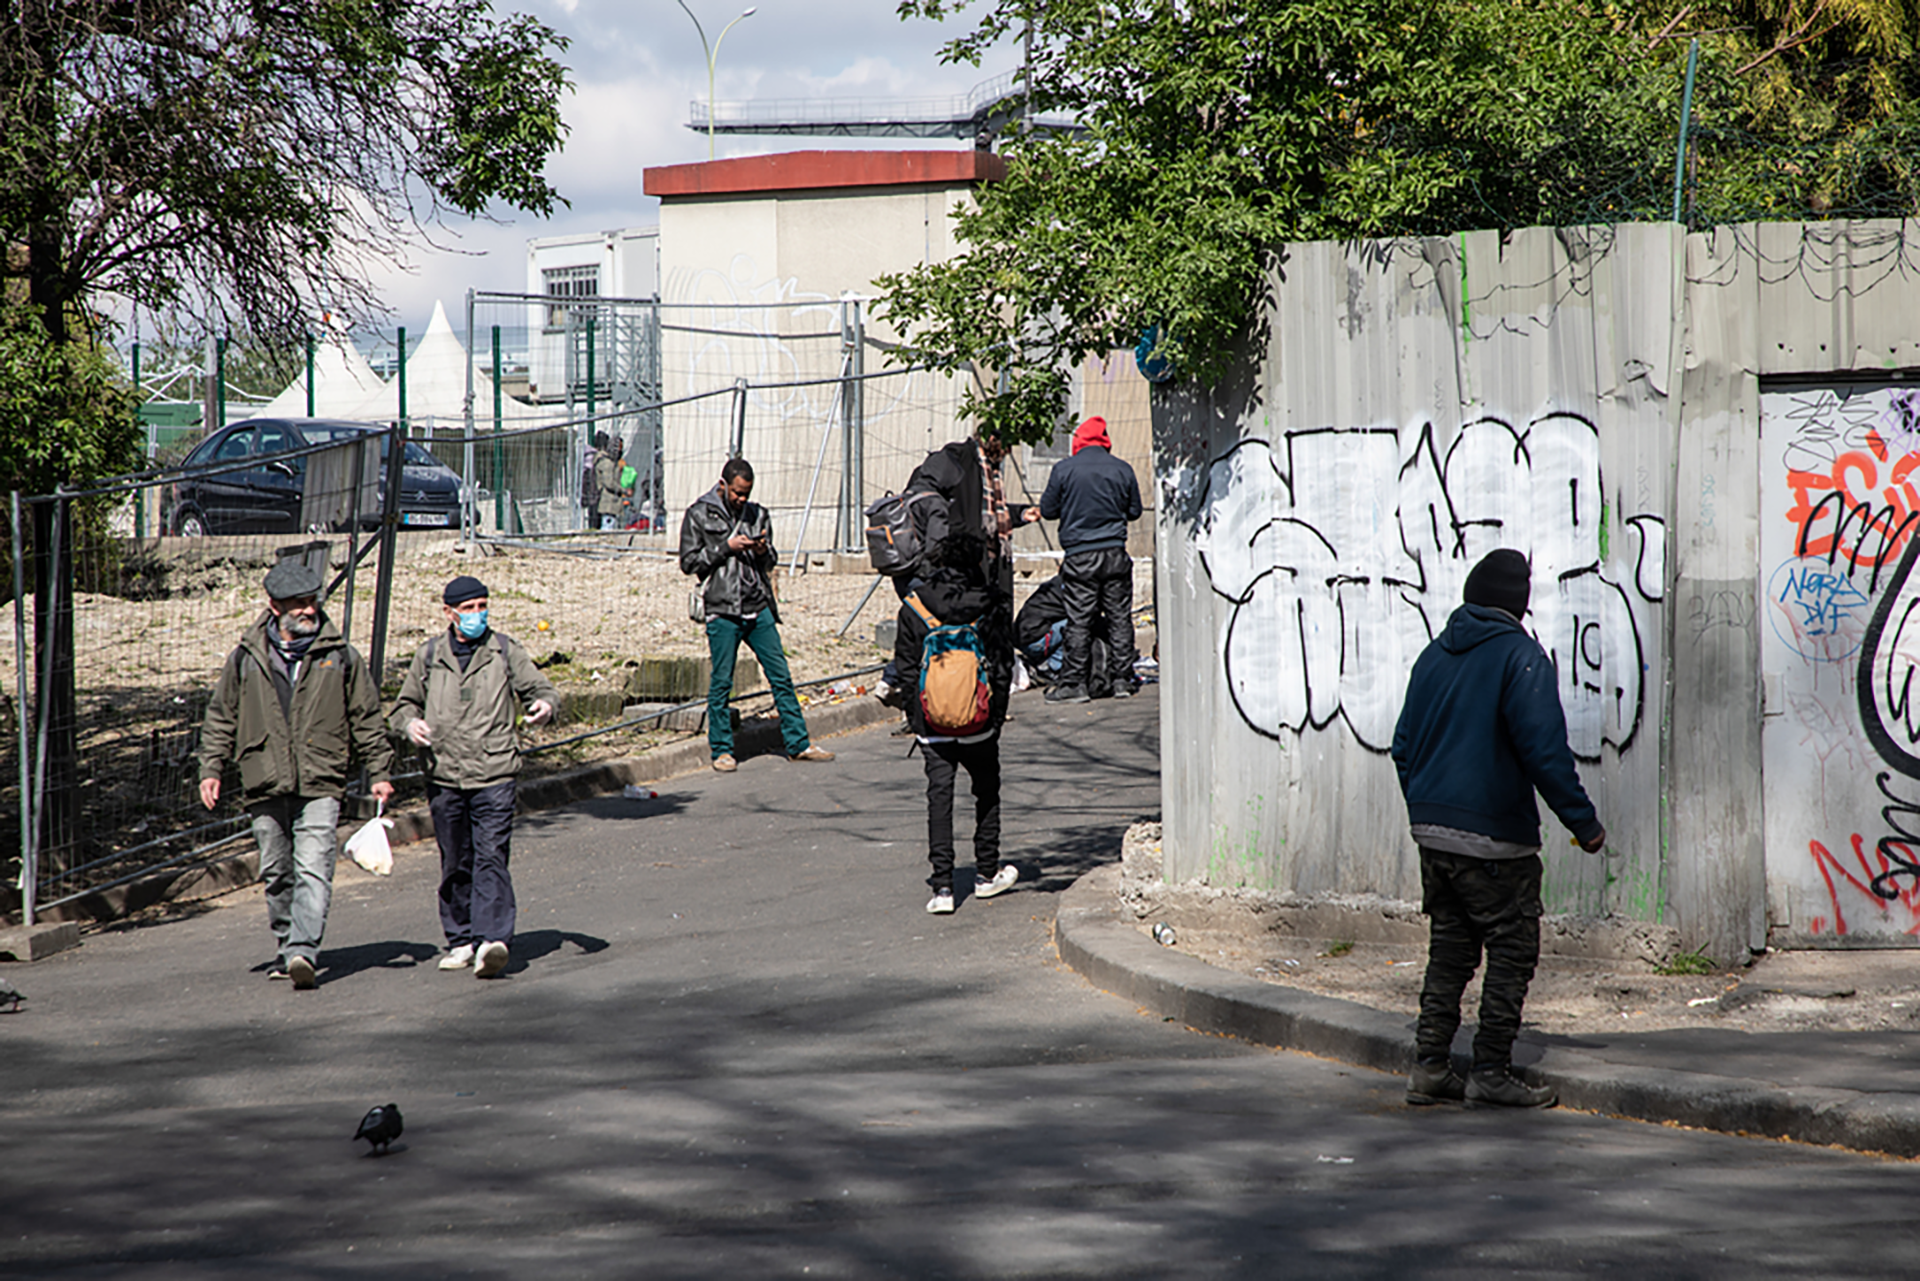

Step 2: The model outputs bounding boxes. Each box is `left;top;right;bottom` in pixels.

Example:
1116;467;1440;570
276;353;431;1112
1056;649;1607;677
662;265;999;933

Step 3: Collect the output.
277;611;321;637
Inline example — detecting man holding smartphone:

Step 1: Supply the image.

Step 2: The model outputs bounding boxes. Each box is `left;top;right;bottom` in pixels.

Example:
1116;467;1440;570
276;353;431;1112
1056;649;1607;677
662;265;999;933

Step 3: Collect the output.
679;457;834;773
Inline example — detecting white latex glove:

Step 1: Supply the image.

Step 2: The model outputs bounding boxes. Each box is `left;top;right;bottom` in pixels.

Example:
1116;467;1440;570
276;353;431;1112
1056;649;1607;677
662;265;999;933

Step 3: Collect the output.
527;698;555;725
407;718;434;747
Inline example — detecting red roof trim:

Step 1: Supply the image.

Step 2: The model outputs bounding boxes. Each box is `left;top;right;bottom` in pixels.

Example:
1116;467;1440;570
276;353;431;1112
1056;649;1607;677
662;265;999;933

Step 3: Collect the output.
644;150;1006;199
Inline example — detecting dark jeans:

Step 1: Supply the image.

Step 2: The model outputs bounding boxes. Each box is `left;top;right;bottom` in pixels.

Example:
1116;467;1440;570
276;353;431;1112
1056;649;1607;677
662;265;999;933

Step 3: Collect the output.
429;779;518;948
1060;547;1136;690
706;612;810;759
922;736;1001;892
1415;848;1543;1072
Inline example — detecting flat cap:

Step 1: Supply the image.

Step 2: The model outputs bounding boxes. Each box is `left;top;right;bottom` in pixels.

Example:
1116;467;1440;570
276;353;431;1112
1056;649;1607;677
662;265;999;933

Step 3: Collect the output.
443;575;488;606
263;559;322;600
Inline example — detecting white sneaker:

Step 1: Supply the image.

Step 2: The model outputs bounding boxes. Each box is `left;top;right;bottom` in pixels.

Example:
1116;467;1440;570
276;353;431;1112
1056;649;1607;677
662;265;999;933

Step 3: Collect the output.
438;944;475;971
474;941;510;978
974;865;1019;899
926;890;955;914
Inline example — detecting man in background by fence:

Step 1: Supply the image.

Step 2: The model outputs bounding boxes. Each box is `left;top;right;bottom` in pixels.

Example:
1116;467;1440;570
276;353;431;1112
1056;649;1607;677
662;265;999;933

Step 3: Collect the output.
1037;415;1142;704
592;434;629;530
680;457;835;773
197;559;395;991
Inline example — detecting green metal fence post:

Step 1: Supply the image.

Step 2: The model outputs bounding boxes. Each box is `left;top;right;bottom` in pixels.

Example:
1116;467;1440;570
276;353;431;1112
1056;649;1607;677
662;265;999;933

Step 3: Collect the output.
1670;38;1700;226
306;333;316;417
396;326;408;433
131;344;145;539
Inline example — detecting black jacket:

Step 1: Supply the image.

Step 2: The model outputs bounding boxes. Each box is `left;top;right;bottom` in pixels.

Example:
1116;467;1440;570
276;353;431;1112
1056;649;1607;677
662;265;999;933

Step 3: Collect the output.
679;485;779;620
892;562;1014;738
1039;445;1141;552
1390;604;1602;847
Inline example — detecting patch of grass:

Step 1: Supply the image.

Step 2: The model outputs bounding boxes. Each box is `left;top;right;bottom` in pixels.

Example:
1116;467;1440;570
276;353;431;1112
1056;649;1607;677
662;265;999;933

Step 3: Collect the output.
1322;939;1354;958
1654;949;1716;976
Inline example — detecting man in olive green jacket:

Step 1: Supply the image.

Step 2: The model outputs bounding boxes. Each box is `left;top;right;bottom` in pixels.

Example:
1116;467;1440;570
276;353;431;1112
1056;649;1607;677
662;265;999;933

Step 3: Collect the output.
198;559;394;990
391;575;557;979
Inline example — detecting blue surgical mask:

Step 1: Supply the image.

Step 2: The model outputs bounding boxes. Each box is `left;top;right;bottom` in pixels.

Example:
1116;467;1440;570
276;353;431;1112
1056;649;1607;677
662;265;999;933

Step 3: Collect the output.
455;609;488;640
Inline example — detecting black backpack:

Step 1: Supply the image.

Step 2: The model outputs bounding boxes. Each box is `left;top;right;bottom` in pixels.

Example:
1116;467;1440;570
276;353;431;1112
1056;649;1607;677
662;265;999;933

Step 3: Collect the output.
864;489;947;578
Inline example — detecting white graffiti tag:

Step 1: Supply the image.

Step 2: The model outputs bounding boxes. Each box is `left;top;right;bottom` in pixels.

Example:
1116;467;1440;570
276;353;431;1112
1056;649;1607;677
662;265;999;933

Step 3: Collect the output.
1195;414;1664;758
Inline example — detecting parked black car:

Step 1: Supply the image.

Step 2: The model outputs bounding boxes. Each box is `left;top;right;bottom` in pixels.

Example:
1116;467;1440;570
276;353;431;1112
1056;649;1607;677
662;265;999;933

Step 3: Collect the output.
168;418;463;535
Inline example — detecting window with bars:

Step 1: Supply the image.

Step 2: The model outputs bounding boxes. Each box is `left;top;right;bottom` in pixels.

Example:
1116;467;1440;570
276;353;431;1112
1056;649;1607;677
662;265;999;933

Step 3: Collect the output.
543;264;600;329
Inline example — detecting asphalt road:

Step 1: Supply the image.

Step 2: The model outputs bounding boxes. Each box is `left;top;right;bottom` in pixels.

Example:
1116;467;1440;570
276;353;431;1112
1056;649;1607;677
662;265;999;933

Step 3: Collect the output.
7;691;1920;1278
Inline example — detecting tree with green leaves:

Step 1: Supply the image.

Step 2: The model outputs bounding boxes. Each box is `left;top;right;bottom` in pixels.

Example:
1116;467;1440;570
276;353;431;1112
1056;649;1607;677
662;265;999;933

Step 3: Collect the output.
878;0;1919;443
0;0;571;885
0;0;572;352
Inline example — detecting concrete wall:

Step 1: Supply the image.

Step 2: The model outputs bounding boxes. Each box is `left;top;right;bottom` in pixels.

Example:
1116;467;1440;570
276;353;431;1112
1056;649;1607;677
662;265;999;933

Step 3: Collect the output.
1156;219;1920;960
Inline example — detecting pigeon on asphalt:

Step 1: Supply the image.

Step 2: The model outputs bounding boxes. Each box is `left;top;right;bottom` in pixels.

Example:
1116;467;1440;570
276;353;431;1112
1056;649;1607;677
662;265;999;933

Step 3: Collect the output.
0;975;22;1012
353;1103;403;1154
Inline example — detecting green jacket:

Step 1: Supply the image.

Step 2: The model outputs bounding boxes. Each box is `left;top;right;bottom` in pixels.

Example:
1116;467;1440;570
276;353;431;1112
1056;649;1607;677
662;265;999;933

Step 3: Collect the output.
389;627;558;789
198;613;394;804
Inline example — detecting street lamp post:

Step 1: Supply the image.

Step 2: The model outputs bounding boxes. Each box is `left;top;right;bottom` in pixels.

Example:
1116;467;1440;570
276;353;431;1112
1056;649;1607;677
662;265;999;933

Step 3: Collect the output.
675;1;757;160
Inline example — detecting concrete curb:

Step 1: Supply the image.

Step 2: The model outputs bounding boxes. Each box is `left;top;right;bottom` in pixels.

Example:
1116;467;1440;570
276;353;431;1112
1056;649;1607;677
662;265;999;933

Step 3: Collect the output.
37;695;904;927
1056;863;1920;1157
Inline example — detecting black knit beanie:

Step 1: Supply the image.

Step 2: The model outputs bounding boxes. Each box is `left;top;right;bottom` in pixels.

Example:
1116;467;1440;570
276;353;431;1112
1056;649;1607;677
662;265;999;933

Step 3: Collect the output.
1463;549;1530;618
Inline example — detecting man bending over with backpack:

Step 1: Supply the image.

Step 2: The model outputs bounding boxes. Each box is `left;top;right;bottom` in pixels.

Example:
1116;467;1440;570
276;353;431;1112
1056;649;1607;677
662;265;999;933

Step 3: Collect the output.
893;533;1019;914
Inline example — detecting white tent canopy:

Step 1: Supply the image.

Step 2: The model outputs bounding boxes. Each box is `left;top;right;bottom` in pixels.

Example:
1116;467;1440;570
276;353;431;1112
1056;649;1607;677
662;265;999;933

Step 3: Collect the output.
256;331;386;418
261;300;548;426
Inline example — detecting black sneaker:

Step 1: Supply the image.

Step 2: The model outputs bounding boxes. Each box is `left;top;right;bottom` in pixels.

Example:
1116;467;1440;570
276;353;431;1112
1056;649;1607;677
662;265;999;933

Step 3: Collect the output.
1465;1068;1557;1109
1112;681;1139;699
1045;684;1091;704
267;959;290;981
1405;1059;1466;1105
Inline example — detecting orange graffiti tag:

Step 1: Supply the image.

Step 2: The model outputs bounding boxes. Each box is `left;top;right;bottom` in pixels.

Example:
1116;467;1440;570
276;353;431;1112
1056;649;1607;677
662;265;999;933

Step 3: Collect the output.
1784;433;1920;569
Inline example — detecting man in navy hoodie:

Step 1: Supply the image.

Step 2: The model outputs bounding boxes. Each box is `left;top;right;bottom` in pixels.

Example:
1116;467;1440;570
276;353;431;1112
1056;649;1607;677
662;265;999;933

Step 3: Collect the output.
1037;416;1143;703
1391;549;1607;1109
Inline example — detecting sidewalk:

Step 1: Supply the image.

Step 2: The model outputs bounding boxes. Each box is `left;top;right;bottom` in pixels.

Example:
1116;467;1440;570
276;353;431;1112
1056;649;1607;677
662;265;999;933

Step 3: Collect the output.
1057;862;1920;1157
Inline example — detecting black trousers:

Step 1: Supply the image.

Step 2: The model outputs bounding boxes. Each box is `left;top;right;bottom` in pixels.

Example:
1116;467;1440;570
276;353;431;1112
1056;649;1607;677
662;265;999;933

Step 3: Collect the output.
1414;848;1543;1072
429;779;518;949
1060;546;1136;690
922;736;1001;892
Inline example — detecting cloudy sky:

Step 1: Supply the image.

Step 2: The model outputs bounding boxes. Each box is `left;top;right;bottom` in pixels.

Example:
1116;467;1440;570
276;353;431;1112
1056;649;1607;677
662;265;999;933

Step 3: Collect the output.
369;0;1022;331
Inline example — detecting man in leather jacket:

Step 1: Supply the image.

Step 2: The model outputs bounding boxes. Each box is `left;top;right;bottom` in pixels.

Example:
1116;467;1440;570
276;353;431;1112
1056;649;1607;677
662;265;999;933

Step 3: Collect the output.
679;457;835;772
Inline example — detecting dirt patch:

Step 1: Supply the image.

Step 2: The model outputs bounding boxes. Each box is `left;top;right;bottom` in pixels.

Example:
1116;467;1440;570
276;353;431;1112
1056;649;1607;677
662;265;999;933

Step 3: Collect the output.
1119;823;1920;1037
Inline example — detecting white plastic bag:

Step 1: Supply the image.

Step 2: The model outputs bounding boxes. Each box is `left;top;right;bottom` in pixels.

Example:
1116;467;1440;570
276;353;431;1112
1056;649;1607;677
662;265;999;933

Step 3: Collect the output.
345;802;395;876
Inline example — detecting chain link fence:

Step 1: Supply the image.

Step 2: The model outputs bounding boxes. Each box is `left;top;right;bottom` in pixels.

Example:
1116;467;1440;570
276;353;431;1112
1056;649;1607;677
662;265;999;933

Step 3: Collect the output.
4;429;402;922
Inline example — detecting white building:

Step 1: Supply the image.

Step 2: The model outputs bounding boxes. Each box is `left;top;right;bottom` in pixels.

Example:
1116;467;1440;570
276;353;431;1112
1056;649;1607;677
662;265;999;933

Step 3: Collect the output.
524;227;661;405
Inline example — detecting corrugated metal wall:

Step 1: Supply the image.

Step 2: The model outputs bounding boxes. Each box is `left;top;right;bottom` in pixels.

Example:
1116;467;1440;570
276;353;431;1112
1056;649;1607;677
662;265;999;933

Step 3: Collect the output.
1156;219;1920;960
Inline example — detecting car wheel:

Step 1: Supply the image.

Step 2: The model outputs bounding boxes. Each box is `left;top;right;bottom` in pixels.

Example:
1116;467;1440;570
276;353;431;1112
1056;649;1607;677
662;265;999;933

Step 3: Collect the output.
175;509;208;537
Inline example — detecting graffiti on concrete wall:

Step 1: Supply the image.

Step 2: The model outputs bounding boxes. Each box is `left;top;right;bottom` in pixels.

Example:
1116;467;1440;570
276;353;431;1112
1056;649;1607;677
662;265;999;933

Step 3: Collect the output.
1195;411;1665;757
1763;385;1920;935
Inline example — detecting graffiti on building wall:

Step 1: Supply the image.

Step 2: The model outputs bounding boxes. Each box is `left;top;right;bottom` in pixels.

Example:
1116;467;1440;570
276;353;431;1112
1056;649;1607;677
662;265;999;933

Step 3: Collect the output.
1763;385;1920;933
1195;411;1665;757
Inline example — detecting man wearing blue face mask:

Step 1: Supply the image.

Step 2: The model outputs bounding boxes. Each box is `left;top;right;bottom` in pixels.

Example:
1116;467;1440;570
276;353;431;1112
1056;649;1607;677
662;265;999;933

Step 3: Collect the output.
392;575;557;979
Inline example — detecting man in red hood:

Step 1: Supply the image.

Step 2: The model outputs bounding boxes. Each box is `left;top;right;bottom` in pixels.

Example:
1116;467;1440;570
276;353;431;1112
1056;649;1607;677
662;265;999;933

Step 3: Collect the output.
1036;415;1143;702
